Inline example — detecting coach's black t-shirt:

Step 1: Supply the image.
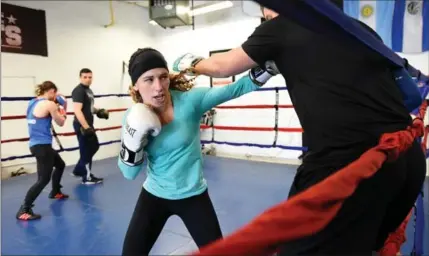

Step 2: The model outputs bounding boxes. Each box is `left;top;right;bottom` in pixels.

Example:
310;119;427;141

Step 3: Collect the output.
71;84;95;127
242;16;411;165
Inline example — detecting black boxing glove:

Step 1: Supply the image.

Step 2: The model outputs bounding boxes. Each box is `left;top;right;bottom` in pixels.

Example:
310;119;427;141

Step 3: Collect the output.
80;127;96;137
249;60;280;86
96;108;109;119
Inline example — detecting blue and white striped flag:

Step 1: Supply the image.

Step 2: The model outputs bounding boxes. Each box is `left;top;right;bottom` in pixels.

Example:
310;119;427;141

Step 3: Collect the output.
392;1;428;53
343;0;429;53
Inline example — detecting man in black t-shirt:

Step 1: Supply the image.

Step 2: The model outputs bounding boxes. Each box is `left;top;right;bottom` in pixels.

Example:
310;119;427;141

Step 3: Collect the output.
173;6;426;255
71;68;108;185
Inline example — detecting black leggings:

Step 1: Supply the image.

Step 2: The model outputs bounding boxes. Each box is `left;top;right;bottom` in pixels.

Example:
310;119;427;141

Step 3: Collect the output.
122;188;223;255
24;144;65;206
278;139;426;255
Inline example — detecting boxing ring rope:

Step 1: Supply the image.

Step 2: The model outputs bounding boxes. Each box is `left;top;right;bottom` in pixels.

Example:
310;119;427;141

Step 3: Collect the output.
1;83;426;254
1;86;307;162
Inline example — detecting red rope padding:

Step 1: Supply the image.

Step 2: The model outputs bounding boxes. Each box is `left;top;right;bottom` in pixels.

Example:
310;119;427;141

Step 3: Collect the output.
378;210;412;256
422;125;429;152
1;115;26;120
420;100;429;153
377;100;429;254
192;103;427;256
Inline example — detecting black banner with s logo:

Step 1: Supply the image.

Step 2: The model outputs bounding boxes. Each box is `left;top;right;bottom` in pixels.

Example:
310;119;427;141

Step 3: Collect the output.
1;2;48;57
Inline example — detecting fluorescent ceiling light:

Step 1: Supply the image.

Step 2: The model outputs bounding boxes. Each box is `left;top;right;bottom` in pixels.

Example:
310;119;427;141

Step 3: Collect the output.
189;1;233;16
164;4;173;10
176;5;190;15
149;20;158;26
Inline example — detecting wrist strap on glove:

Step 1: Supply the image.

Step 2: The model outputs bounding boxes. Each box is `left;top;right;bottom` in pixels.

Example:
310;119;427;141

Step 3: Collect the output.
120;143;145;166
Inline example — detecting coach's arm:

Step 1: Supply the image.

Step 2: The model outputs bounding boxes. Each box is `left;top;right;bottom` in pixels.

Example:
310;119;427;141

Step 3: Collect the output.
194;47;258;78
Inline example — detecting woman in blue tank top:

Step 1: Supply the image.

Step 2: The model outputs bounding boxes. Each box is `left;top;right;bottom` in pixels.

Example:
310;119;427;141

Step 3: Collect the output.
16;81;69;221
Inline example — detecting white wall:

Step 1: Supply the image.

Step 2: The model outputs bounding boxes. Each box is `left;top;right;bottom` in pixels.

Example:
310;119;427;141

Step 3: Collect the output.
399;53;429;75
1;1;154;175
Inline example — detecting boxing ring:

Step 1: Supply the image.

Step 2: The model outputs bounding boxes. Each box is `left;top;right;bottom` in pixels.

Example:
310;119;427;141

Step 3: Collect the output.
2;0;429;250
1;81;428;255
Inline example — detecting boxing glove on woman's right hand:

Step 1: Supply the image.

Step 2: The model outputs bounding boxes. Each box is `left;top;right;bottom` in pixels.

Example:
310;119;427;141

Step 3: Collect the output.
119;103;162;180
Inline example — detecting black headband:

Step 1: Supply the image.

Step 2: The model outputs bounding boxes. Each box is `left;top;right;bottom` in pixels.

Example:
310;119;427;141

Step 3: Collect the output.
129;48;168;85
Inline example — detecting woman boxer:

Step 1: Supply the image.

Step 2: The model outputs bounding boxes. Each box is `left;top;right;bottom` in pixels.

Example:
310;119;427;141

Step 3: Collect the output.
118;47;278;255
16;81;69;221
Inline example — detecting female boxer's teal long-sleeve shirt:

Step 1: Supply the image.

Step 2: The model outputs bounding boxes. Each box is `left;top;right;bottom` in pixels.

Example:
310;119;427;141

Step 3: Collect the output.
118;75;259;200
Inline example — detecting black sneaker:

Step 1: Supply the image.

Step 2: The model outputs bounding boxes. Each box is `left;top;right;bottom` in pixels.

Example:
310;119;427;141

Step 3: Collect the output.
16;204;41;221
82;174;103;185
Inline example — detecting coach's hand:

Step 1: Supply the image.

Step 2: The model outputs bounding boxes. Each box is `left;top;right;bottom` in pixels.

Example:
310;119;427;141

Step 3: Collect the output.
249;60;280;86
80;127;96;137
172;53;204;76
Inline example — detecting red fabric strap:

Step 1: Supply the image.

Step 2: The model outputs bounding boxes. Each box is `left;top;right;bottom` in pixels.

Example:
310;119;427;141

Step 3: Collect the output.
192;115;424;255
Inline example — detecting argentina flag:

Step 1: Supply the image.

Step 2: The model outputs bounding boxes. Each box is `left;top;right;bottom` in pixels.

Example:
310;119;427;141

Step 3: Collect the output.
392;1;428;53
343;0;429;53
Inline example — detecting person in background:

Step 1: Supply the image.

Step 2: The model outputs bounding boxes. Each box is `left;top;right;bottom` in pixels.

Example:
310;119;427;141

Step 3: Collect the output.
118;47;278;255
16;81;69;221
172;5;426;255
71;68;108;185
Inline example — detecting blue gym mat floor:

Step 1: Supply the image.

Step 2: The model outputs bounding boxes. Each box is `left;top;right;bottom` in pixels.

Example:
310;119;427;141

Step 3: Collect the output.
2;156;428;255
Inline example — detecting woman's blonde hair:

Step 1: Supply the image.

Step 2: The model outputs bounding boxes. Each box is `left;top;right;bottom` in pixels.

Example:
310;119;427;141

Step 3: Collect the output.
129;72;197;103
35;81;57;96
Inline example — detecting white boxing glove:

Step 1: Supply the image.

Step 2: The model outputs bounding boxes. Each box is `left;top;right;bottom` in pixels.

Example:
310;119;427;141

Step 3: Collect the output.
249;60;280;86
172;53;204;76
118;103;161;180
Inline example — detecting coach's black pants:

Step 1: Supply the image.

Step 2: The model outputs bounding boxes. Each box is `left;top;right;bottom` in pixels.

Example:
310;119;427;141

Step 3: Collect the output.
122;188;223;255
73;121;100;179
24;144;65;207
278;139;426;255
